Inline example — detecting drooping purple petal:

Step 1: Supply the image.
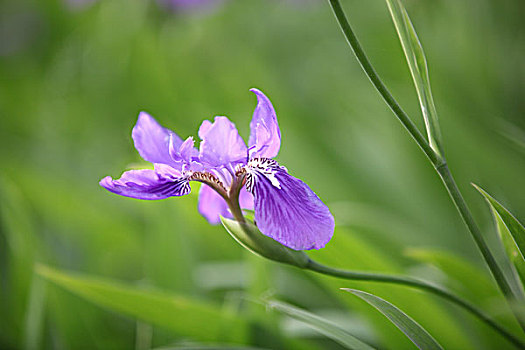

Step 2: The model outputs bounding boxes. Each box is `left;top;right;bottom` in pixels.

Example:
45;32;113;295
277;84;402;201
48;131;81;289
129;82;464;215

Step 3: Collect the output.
99;164;190;200
248;89;281;159
64;0;96;11
247;163;334;250
157;0;223;13
132;112;183;167
198;184;254;224
198;184;230;224
198;116;247;167
239;187;254;211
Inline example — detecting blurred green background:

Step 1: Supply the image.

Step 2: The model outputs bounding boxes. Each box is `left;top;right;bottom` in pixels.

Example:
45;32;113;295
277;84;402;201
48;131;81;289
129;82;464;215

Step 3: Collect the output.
1;0;524;349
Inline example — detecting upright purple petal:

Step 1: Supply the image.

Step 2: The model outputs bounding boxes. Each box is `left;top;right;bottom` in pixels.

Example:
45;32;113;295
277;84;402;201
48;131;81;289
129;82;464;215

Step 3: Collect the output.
248;89;281;159
198;116;247;167
198;120;213;139
99;164;190;200
132;112;183;167
247;163;334;250
170;135;199;164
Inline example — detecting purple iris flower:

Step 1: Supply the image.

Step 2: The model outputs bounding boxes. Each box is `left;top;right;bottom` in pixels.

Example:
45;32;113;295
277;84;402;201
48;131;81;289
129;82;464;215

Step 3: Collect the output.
100;89;334;250
157;0;224;13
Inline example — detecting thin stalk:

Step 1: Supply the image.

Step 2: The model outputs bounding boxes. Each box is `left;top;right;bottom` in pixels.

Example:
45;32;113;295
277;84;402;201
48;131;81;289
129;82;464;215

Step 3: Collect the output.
326;0;525;331
227;174;247;224
228;198;246;225
306;258;525;349
437;164;525;331
327;0;441;166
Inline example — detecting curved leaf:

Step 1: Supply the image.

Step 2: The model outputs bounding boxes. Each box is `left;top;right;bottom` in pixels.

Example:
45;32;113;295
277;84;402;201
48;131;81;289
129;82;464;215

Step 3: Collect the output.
474;184;525;289
267;300;376;350
405;248;497;302
308;228;472;349
385;0;442;155
153;346;271;350
220;217;309;268
36;265;248;343
342;289;443;350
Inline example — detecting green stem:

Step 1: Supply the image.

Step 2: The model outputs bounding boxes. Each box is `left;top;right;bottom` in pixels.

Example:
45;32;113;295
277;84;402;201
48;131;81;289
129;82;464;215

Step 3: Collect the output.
327;0;525;332
227;174;247;224
327;0;441;166
436;163;525;332
306;258;525;349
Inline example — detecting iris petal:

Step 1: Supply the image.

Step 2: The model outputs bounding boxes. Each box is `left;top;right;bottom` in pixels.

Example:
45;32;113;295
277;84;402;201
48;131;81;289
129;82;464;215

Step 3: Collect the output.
198;116;247;167
239;186;254;211
248;166;334;250
198;184;254;224
248;89;281;159
132;112;183;168
198;120;213;139
170;135;199;163
99;165;190;200
198;184;229;224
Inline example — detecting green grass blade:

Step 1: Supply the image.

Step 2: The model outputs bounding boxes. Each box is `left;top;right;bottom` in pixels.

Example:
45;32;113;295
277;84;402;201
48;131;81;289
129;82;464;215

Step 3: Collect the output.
36;265;248;343
474;184;525;289
405;248;498;302
308;228;472;348
343;289;443;350
385;0;442;155
22;272;46;350
153;346;272;350
267;300;376;350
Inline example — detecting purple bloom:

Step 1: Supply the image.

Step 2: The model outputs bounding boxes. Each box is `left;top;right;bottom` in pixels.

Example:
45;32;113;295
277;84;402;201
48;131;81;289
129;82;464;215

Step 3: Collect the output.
156;0;224;13
64;0;222;13
100;89;334;250
64;0;97;11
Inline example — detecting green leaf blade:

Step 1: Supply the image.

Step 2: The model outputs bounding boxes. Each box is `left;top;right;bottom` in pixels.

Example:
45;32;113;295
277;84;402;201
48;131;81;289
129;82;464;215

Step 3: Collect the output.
385;0;442;155
36;265;248;343
405;248;498;302
267;300;376;350
473;184;525;288
343;289;443;350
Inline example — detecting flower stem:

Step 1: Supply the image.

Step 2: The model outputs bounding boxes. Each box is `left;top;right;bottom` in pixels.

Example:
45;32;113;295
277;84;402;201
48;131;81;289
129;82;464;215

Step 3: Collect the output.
305;258;525;348
436;163;525;331
326;0;441;166
226;174;247;224
326;0;525;332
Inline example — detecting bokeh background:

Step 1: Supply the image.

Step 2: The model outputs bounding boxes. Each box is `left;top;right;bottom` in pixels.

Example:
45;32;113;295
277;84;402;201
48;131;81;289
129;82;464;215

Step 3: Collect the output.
1;0;524;349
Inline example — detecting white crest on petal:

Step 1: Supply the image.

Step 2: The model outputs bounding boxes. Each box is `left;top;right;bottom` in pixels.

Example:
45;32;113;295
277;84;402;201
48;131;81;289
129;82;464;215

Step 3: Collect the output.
244;157;285;194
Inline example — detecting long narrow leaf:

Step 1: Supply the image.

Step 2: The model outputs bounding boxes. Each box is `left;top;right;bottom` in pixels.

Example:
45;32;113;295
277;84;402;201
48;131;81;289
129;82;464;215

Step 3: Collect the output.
385;0;442;154
153;346;272;350
342;289;443;350
474;184;525;288
309;228;471;348
267;300;376;350
405;248;498;302
36;265;248;343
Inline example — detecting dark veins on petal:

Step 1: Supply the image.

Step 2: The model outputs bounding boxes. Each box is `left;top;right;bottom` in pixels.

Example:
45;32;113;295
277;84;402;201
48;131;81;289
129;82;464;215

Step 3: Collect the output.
248;165;334;250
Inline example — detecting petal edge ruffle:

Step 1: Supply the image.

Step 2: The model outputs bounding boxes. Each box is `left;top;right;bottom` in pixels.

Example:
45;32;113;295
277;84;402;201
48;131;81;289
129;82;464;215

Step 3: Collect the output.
198;116;247;167
132;112;183;168
248;89;281;159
